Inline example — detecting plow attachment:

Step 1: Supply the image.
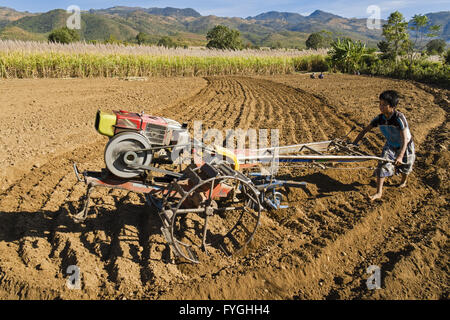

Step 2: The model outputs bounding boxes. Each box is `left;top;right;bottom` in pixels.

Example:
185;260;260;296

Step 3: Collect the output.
72;161;298;263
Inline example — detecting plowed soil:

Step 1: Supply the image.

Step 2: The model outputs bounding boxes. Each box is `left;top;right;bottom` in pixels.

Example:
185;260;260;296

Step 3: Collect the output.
0;74;448;300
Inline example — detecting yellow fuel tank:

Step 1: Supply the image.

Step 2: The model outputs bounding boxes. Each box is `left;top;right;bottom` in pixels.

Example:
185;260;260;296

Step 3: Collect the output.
95;110;117;137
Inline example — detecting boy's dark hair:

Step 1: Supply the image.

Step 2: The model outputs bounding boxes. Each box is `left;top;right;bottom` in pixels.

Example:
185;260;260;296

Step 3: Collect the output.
379;90;399;107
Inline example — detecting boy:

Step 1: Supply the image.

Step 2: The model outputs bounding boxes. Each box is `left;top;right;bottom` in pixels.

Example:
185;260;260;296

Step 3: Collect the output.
352;90;415;201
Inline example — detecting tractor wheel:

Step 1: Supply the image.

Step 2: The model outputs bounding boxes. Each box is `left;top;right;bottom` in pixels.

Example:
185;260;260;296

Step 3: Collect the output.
104;132;152;179
167;174;261;263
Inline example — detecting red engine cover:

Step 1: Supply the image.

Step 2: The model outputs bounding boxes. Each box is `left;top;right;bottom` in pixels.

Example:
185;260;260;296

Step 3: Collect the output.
114;110;142;132
113;110;166;131
113;110;172;144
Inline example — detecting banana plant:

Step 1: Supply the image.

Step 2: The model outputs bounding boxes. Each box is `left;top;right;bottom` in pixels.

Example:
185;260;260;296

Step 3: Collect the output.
328;38;368;73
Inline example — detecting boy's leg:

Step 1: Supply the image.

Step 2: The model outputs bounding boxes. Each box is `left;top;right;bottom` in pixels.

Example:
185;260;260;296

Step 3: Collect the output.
370;145;393;201
397;141;414;188
370;176;385;201
398;173;408;188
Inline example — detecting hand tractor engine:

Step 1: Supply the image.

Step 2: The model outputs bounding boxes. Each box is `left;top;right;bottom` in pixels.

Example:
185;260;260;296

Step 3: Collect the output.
95;110;190;178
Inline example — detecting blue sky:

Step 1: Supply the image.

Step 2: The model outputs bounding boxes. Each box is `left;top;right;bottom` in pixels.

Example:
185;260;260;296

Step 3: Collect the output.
2;0;449;19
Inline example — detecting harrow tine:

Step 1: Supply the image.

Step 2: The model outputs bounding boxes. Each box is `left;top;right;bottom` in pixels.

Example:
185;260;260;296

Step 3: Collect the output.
201;179;215;254
72;183;94;223
201;214;210;256
174;239;199;263
219;243;232;257
73;162;84;182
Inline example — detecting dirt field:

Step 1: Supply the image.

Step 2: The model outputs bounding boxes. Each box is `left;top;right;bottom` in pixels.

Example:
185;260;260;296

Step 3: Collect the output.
0;74;448;300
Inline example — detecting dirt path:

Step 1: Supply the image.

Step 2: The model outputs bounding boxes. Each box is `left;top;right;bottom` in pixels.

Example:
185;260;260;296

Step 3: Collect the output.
0;75;447;299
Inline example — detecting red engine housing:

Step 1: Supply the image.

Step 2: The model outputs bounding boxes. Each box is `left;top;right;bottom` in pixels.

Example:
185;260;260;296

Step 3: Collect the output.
114;110;175;145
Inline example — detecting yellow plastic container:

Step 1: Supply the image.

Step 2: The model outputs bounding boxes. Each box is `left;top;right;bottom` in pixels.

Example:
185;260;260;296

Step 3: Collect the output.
95;110;117;137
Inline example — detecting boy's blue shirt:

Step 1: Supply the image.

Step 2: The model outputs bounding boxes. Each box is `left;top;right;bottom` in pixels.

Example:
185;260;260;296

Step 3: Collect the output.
370;110;412;149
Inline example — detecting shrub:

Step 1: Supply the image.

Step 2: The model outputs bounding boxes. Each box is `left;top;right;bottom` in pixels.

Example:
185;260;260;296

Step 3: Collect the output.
292;55;329;72
310;55;329;72
444;49;450;65
357;54;449;86
426;39;447;55
48;27;80;44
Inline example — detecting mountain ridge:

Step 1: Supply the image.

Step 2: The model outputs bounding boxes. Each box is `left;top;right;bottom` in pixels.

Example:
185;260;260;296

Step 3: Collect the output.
0;6;448;47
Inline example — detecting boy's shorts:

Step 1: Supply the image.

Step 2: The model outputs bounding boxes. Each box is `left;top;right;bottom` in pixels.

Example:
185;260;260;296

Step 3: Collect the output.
374;140;415;178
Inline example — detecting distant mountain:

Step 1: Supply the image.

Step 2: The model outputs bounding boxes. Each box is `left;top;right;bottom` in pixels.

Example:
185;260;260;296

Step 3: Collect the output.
246;9;385;44
419;12;450;42
0;6;448;47
89;6;201;18
425;11;450;29
248;11;308;24
3;9;139;41
0;6;35;28
8;9;68;33
308;10;343;21
0;26;46;41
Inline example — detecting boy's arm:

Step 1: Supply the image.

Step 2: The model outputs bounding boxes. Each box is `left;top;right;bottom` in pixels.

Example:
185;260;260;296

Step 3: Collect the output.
395;129;408;165
352;124;373;145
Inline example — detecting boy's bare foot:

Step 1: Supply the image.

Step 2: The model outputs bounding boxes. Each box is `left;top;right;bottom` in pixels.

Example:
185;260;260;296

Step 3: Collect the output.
399;174;408;188
369;193;382;201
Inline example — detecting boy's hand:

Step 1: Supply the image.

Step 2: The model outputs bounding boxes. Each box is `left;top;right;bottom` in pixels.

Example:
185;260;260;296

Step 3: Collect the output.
394;155;404;166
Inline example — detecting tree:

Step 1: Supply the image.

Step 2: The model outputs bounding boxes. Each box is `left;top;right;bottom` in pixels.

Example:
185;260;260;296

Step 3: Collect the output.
270;41;282;50
404;14;442;76
409;14;441;52
377;40;393;59
136;32;150;45
48;27;80;44
104;35;122;45
426;39;446;55
157;36;178;48
377;40;390;53
306;31;332;49
306;33;324;49
381;11;410;60
206;25;243;50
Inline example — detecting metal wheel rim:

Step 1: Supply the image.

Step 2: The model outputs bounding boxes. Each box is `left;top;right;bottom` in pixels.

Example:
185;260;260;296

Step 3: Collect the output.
170;175;261;263
104;132;152;179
